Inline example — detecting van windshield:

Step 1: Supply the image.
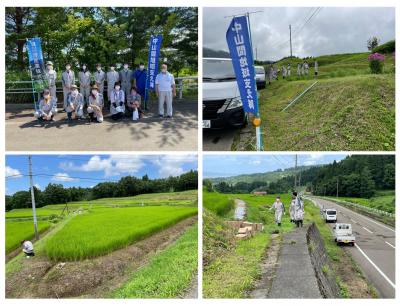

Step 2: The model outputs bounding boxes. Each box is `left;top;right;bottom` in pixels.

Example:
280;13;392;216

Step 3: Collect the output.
203;59;236;81
255;67;264;74
327;211;336;215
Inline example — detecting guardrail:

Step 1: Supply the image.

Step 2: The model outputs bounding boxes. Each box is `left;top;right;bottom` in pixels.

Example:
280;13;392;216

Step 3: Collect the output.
5;76;198;103
320;197;394;218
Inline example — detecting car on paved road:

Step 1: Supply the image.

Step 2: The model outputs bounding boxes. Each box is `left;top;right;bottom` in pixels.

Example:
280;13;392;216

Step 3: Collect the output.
333;223;355;246
324;208;337;223
255;65;266;89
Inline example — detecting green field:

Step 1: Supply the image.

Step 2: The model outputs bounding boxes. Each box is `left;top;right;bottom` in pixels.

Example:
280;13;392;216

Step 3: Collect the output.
6;220;51;253
203;192;235;216
114;224;198;298
327;191;395;214
45;206;197;261
236;52;395;151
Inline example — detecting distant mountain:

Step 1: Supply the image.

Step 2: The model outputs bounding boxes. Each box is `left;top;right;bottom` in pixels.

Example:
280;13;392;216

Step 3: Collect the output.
209;165;314;185
203;47;230;58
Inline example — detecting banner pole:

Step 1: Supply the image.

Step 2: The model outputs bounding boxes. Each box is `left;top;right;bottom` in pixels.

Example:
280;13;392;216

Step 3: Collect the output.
245;14;263;151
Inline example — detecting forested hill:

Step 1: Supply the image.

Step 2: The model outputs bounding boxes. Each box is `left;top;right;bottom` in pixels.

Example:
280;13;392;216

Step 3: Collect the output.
269;155;394;198
209;165;313;185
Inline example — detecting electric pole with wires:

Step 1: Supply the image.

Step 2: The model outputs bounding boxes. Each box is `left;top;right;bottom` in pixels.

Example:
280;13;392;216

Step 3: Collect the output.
28;155;39;240
289;24;293;57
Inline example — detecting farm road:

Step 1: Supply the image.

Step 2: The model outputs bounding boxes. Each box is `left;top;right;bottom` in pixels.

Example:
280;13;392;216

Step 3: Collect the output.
310;197;395;298
6;98;198;151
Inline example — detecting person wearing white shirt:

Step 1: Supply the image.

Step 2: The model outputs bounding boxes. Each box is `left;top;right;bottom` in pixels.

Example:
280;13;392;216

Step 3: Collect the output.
21;240;34;257
155;63;176;118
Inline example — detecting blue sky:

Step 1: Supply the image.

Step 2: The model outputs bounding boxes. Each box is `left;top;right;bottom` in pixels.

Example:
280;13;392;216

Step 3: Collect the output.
203;154;347;178
5;154;197;195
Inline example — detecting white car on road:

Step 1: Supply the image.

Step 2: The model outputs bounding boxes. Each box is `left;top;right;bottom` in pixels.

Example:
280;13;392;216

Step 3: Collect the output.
254;65;266;89
324;208;337;223
333;223;355;246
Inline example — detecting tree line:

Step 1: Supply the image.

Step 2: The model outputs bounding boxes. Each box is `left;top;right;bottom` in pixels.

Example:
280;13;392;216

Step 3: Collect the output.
205;155;394;198
5;170;198;211
5;7;198;78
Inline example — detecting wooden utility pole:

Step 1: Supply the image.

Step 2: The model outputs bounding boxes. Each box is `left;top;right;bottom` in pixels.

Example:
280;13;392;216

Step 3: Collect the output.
28;155;39;240
294;154;298;189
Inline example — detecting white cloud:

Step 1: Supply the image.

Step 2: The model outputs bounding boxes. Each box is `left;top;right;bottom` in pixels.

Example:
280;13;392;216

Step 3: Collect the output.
249;160;261;165
5;166;22;179
152;155;197;178
302;154;324;166
60;155;145;177
51;173;77;182
34;183;41;190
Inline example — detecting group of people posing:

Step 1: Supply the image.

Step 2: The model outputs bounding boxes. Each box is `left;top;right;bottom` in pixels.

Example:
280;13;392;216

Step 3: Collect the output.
35;61;176;123
267;60;318;84
269;192;304;227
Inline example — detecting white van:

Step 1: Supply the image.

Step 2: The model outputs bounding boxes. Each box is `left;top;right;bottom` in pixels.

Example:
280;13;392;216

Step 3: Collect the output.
254;65;266;89
324;208;337;223
203;58;248;129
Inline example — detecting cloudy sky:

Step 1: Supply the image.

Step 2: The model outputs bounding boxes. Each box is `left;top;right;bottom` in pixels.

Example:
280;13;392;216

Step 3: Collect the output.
5;154;197;195
203;7;395;61
203;154;347;178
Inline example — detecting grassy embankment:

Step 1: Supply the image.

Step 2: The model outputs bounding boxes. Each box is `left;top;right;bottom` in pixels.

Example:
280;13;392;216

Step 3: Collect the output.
113;224;198;298
237;52;395;151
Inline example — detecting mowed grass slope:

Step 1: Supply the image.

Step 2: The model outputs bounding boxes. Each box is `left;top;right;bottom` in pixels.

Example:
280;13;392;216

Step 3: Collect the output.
114;224;198;298
6;220;51;253
45;206;197;261
255;52;395;151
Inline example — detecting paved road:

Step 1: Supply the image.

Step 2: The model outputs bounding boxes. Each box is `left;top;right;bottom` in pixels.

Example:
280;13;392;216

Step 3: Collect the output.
203;129;237;151
311;197;396;298
6;99;198;151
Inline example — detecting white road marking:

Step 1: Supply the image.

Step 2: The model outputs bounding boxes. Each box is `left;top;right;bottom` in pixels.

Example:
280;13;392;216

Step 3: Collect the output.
362;226;373;234
350;218;357;223
355;243;395;289
385;241;395;249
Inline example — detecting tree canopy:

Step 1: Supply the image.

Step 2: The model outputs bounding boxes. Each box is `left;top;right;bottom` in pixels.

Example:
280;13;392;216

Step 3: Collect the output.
5;7;198;76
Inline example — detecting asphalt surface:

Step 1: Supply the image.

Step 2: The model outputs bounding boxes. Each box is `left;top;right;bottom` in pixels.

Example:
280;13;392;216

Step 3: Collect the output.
310;197;396;298
269;225;322;298
6;99;198;151
202;129;237;151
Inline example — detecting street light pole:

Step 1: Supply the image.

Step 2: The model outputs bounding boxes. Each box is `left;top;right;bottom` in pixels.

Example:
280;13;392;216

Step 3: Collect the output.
28;155;39;240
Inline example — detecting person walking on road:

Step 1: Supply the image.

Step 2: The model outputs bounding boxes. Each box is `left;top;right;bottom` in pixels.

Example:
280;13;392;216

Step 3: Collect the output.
45;61;57;99
287;63;291;77
270;196;285;226
268;64;274;85
79;64;91;105
289;196;296;223
293;192;304;227
155;63;176;118
61;63;75;110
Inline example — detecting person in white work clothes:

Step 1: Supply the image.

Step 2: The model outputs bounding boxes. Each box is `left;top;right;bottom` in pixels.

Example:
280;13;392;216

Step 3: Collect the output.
155;63;176;118
21;240;35;257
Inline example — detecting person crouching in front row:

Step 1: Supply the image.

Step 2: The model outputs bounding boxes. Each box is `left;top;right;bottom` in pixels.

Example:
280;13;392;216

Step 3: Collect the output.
110;82;125;120
21;240;34;257
87;84;104;123
34;88;57;122
126;86;143;121
66;84;85;122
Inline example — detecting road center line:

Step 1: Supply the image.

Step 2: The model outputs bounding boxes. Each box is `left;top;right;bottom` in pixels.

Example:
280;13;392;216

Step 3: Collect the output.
350;218;357;223
355;243;395;289
385;241;396;249
362;226;373;234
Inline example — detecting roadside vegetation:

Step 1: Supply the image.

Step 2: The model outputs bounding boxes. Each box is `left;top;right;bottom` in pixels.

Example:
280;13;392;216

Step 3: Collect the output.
114;224;198;298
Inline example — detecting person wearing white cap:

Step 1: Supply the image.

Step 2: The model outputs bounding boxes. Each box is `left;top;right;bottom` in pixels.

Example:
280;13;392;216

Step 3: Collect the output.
61;63;75;110
45;61;57;98
34;89;57;122
110;82;125;120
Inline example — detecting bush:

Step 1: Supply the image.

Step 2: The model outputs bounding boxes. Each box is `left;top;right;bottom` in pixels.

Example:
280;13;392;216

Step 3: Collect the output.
373;40;395;54
368;53;385;74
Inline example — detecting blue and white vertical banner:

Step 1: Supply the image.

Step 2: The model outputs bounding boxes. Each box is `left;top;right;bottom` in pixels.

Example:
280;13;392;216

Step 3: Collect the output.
226;16;259;115
26;37;47;93
146;35;163;90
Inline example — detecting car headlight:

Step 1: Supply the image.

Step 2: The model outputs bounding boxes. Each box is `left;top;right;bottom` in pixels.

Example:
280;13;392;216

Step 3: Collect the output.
226;96;243;110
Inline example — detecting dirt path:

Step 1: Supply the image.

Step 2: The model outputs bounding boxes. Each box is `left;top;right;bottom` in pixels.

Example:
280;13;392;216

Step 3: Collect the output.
182;273;198;299
249;233;281;298
6;216;197;298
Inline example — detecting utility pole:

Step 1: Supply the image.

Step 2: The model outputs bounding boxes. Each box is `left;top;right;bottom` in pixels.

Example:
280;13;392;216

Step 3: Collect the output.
28;155;39;240
255;47;258;61
336;177;339;198
289;24;293;57
294;154;298;190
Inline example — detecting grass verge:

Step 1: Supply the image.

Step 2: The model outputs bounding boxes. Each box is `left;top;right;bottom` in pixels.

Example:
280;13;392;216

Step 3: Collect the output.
113;224;198;298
